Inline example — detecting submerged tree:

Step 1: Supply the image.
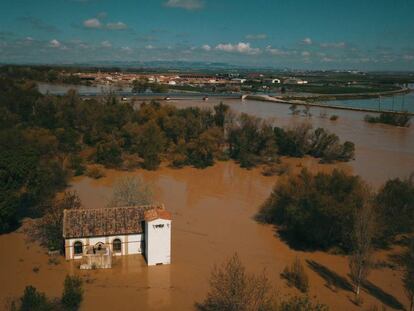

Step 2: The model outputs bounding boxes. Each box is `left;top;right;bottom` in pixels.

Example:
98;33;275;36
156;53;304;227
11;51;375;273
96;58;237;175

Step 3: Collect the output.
258;169;367;251
61;275;83;311
19;286;51;311
349;201;376;303
375;174;414;243
108;176;153;207
195;253;272;311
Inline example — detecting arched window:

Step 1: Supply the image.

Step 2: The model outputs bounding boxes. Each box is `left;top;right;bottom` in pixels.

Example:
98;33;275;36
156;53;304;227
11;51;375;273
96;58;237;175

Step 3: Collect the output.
113;239;122;253
74;241;83;255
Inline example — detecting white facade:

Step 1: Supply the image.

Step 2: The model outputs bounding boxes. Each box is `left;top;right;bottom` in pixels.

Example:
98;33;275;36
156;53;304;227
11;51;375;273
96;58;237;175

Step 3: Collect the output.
63;205;172;266
145;218;172;265
65;234;144;260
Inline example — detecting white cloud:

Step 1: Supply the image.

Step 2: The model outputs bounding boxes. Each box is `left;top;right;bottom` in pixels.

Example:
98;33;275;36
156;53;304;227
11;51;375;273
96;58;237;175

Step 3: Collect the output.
265;46;292;56
302;37;312;45
245;33;267;40
164;0;204;10
320;42;346;49
201;44;211;51
121;46;132;53
83;18;102;29
322;57;334;62
145;45;154;49
106;22;127;30
101;40;112;48
301;51;310;57
49;39;61;48
25;37;34;41
403;54;414;61
215;42;260;55
83;17;127;30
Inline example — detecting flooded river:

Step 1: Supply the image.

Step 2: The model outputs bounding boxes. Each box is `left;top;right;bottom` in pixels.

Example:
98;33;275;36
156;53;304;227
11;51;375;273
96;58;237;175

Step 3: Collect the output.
0;160;408;310
1;95;413;310
166;98;414;188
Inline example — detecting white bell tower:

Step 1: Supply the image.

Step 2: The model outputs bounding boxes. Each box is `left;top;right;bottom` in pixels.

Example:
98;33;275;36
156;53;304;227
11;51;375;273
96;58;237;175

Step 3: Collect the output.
144;207;171;266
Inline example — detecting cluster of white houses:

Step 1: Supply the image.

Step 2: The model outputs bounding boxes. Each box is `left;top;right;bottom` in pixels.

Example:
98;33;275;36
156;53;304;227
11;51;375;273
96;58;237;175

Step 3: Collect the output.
63;204;171;267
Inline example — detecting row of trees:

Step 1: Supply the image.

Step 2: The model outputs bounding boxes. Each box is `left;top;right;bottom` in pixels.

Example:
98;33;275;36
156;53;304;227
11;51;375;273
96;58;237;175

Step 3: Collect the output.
0;77;354;232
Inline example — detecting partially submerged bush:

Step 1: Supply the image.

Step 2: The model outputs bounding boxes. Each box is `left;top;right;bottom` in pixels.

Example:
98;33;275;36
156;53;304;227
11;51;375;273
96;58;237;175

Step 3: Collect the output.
195;253;273;311
258;169;368;252
86;164;105;179
108;176;153;207
19;286;51;311
278;296;329;311
281;257;309;293
11;276;84;311
61;275;83;311
329;115;339;121
196;253;327;311
364;112;411;127
262;163;290;177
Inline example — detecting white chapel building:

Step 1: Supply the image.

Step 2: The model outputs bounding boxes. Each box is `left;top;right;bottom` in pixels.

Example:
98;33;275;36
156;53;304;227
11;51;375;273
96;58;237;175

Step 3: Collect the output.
62;204;171;266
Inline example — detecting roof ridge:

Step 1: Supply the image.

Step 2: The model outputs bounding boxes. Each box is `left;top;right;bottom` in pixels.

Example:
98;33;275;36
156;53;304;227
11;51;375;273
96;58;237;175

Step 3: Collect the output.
64;204;163;212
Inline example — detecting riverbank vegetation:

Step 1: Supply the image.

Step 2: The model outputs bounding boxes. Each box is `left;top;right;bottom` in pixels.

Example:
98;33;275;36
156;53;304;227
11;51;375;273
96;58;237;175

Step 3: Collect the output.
364;111;411;127
258;170;414;252
0;77;355;233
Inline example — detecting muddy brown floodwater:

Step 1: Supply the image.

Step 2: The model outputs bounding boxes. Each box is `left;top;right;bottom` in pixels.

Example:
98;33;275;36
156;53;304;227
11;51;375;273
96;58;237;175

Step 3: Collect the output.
166;98;414;187
1;100;413;310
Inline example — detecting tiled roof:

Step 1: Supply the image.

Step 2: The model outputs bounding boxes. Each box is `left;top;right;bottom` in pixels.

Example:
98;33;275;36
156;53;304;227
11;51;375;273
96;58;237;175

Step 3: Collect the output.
63;204;168;238
144;208;172;222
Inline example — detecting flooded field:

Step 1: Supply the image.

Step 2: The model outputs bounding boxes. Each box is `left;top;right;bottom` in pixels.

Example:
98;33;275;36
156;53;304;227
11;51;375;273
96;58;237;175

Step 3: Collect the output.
1;98;413;310
0;159;409;310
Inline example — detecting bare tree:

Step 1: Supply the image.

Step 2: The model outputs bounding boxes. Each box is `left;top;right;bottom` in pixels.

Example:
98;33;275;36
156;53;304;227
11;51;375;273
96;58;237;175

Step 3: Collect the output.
195;253;272;311
403;239;414;311
108;176;153;207
349;201;376;303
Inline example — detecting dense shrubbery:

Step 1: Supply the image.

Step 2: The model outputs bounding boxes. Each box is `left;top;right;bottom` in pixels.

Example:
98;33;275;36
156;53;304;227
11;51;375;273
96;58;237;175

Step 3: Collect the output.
375;175;414;244
365;112;411;127
9;275;83;311
274;125;355;163
61;275;83;311
258;168;414;253
258;169;368;251
0;77;354;233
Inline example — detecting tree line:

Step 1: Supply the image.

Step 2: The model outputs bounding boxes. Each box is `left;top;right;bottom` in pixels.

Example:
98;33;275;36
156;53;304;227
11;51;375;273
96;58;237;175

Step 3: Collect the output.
0;77;355;233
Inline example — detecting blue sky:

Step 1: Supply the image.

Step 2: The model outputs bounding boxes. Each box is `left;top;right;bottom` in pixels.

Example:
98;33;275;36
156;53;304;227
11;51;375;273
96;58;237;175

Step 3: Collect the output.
1;0;413;70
